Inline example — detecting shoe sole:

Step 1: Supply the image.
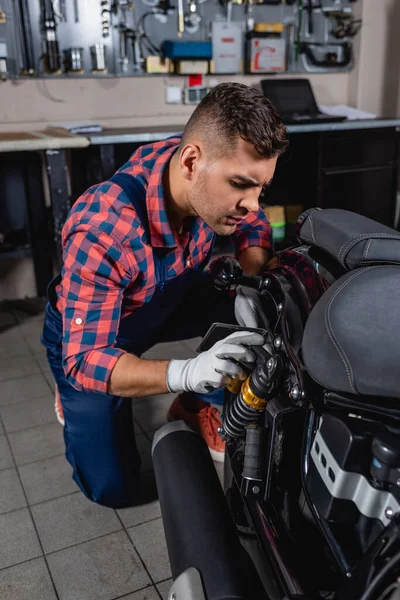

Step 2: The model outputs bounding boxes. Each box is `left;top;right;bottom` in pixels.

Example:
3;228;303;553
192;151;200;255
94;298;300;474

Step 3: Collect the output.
167;414;225;463
54;388;65;427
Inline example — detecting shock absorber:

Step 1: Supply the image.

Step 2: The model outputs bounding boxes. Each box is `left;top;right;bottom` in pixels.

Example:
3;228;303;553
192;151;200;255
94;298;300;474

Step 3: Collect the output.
220;351;281;440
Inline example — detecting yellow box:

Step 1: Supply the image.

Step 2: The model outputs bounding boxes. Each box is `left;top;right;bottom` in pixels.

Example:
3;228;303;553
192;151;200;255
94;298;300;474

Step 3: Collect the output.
145;56;170;73
285;204;304;223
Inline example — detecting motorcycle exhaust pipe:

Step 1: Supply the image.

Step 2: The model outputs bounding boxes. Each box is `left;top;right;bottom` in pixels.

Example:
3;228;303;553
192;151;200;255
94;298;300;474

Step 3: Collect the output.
152;421;267;600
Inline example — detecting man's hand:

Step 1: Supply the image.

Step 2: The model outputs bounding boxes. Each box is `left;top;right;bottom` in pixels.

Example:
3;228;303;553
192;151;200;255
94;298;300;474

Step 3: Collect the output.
166;330;265;394
235;286;270;329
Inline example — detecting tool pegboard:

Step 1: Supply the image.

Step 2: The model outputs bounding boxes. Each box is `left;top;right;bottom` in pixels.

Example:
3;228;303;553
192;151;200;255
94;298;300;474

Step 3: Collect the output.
0;0;360;79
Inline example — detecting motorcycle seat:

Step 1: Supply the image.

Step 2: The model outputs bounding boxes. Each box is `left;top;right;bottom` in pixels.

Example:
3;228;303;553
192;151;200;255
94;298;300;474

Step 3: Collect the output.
298;209;400;271
302;265;400;399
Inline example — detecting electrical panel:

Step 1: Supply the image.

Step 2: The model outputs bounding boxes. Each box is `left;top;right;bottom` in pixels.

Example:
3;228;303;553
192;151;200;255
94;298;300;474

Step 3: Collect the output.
0;0;360;79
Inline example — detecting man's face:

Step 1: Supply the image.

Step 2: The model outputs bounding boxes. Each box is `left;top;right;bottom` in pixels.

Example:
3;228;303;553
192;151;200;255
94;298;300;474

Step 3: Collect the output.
186;138;278;236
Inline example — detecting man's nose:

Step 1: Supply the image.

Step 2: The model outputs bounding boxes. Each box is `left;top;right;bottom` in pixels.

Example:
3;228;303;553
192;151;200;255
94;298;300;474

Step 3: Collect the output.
238;191;260;213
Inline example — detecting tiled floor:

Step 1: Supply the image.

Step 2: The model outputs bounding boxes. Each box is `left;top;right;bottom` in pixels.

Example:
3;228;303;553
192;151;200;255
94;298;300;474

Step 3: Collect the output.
0;301;222;600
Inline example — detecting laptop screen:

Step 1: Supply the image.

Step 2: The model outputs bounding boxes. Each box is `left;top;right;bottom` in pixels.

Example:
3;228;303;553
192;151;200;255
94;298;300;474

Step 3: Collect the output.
261;79;319;116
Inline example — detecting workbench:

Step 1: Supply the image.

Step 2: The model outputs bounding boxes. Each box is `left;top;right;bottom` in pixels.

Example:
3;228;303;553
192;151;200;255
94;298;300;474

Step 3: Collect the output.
0;129;89;296
1;119;400;298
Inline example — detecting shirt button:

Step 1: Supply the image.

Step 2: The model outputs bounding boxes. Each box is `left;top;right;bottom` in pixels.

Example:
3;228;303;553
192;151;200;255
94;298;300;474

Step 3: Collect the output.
186;259;191;267
75;317;83;325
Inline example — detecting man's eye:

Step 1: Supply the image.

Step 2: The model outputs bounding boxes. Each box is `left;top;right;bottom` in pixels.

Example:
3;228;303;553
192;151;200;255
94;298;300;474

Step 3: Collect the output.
231;181;248;189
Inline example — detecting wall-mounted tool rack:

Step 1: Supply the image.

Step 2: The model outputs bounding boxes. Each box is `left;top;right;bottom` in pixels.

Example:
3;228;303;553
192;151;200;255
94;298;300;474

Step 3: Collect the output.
0;0;360;79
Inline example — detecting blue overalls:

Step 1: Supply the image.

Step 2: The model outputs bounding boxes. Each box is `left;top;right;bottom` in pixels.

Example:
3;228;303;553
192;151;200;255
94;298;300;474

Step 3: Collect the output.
42;173;236;508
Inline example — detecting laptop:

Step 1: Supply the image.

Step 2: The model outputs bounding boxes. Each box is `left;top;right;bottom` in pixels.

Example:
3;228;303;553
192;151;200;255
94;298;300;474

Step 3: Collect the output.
261;78;347;125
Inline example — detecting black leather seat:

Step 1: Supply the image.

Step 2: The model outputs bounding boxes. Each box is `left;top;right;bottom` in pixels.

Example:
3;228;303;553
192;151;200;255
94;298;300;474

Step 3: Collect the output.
302;265;400;399
298;209;400;271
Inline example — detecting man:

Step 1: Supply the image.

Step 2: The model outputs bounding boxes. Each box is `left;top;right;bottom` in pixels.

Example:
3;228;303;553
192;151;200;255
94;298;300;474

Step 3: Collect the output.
42;82;288;508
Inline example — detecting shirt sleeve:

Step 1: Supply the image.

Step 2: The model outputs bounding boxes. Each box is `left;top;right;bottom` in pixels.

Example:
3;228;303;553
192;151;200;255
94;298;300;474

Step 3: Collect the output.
232;207;273;255
58;226;137;394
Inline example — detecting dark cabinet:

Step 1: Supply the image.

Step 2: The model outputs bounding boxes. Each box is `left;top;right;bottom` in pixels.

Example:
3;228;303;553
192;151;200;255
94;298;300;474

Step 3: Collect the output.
267;126;400;233
318;128;399;227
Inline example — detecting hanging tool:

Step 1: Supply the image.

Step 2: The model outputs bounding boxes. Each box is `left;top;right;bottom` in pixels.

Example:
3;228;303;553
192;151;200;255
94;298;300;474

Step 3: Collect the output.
40;0;61;73
73;0;79;22
184;0;201;34
14;0;36;74
101;0;110;37
117;25;129;71
326;11;362;40
305;0;321;37
177;0;185;36
295;0;303;60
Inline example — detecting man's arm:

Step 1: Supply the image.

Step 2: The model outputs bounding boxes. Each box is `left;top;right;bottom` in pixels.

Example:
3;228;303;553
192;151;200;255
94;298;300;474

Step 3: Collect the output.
238;246;269;276
60;227;174;398
108;354;169;397
232;207;273;274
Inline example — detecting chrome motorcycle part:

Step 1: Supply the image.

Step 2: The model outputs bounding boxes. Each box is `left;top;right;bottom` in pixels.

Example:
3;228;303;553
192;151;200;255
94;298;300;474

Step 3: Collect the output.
311;425;400;527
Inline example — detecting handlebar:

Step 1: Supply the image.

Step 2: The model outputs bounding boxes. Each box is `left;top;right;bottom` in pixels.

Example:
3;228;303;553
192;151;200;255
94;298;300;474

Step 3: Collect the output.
208;256;268;292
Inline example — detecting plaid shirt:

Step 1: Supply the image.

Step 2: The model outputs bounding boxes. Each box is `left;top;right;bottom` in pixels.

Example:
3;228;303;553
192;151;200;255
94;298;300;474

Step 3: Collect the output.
57;136;272;393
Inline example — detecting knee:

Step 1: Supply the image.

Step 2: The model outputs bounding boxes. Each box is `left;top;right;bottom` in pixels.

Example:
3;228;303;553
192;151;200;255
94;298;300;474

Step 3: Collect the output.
92;487;140;509
72;469;141;509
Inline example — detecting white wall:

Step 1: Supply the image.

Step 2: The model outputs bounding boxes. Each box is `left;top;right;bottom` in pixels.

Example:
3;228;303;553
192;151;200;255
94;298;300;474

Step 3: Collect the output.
356;0;400;117
2;0;400;131
0;72;354;132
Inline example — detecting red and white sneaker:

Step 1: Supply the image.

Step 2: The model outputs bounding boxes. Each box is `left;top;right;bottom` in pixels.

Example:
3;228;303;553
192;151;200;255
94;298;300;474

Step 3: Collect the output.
54;386;65;426
167;393;225;462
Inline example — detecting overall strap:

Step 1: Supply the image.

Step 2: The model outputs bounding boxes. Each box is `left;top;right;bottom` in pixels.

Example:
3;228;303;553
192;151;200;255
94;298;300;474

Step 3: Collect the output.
109;173;149;237
109;172;168;282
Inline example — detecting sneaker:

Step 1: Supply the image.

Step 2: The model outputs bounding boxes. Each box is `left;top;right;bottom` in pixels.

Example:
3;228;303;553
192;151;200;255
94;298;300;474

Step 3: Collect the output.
54;386;65;426
167;394;225;462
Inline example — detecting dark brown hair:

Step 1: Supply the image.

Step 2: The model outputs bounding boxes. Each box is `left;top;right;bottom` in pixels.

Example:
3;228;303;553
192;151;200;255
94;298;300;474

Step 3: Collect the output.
181;82;288;158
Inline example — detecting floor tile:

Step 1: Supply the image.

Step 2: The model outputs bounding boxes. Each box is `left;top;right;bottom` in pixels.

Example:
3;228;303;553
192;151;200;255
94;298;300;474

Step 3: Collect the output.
8;422;65;466
33;351;50;371
24;333;46;355
0;468;27;514
0;310;17;332
18;318;45;337
31;492;122;553
141;341;194;361
19;454;78;505
119;587;160;600
42;369;56;393
0;395;54;433
156;579;173;600
0;331;31;359
132;394;173;432
0;373;50;406
47;531;151;600
0;557;57;600
128;518;172;583
0;508;42;569
0;355;40;383
0;435;15;471
117;472;161;528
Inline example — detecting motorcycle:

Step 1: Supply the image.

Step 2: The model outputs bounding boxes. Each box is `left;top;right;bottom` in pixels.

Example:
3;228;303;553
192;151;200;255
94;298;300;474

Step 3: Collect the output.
152;207;400;600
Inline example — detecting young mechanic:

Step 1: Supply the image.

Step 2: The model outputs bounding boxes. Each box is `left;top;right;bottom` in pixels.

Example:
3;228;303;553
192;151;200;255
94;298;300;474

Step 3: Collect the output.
42;82;288;508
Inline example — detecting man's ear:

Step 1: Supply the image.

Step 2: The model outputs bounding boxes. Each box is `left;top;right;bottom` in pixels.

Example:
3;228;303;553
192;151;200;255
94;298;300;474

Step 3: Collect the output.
179;143;201;181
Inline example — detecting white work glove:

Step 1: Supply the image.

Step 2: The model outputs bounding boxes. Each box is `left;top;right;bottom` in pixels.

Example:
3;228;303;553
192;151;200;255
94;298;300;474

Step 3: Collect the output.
234;285;270;329
166;330;265;394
